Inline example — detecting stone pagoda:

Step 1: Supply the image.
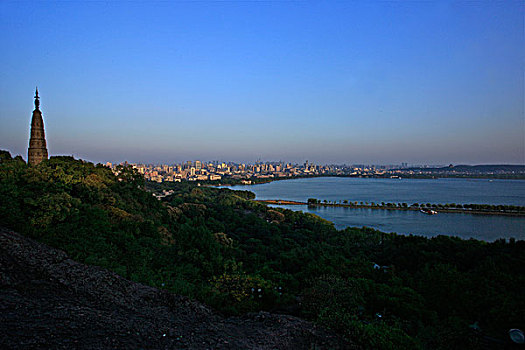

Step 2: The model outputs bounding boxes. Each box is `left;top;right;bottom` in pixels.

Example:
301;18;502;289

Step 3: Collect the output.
28;88;48;165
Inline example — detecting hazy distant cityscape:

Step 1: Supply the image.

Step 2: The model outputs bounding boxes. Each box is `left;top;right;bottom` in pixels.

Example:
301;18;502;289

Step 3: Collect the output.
105;160;525;183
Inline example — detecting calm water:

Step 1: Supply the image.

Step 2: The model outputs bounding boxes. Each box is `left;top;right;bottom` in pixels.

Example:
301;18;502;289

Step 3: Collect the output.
227;177;525;241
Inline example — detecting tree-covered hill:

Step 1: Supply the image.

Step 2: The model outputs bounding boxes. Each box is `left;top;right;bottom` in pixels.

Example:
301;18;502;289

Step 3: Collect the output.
1;151;524;349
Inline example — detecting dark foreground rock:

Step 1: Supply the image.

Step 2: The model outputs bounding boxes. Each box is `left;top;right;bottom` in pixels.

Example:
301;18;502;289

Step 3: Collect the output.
0;228;353;349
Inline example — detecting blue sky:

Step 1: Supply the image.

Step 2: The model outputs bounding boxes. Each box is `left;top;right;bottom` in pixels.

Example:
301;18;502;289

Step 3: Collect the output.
1;1;523;165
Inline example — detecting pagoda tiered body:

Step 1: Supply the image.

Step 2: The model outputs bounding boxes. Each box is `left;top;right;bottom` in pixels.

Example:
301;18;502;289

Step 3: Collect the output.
28;88;48;165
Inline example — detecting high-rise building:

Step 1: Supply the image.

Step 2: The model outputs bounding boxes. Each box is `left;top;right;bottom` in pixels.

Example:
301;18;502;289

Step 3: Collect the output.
28;88;48;166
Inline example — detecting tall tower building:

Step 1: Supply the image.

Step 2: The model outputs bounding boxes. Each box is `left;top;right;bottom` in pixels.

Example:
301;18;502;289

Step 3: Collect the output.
28;88;48;165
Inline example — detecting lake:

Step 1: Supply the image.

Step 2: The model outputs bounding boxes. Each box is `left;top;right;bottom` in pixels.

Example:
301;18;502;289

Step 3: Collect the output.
226;177;525;241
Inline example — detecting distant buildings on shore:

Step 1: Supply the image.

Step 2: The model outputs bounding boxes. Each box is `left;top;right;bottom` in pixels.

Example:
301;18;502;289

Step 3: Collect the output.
103;160;525;183
104;160;408;183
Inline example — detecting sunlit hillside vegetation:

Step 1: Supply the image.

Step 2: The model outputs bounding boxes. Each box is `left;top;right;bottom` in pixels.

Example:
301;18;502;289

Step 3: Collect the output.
1;150;523;349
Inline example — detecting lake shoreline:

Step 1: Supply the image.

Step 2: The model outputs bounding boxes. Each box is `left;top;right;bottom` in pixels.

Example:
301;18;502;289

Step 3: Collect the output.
217;173;525;187
256;199;525;217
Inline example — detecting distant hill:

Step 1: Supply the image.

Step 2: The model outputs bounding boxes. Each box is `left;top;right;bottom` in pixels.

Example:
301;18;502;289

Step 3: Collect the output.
401;164;525;173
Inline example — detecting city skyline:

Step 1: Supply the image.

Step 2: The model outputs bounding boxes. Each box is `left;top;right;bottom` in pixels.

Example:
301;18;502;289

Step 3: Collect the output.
1;1;523;165
109;161;524;184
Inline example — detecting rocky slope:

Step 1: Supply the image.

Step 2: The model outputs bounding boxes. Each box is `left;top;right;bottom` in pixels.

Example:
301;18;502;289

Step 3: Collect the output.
0;227;352;349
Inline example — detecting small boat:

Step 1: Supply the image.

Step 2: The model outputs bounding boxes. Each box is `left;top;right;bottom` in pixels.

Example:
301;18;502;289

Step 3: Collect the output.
420;208;437;215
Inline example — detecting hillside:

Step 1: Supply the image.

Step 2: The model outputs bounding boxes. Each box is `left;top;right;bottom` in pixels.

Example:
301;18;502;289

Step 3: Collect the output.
0;227;350;349
1;151;524;349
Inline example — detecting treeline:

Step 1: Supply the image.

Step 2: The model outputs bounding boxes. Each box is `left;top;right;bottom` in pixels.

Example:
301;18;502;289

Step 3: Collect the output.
1;151;524;349
307;198;525;214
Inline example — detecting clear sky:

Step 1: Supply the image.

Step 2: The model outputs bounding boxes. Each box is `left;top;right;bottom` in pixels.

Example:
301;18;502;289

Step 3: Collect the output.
1;1;523;165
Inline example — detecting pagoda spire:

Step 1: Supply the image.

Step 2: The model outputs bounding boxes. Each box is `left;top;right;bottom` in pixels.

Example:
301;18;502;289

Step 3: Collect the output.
34;87;40;110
